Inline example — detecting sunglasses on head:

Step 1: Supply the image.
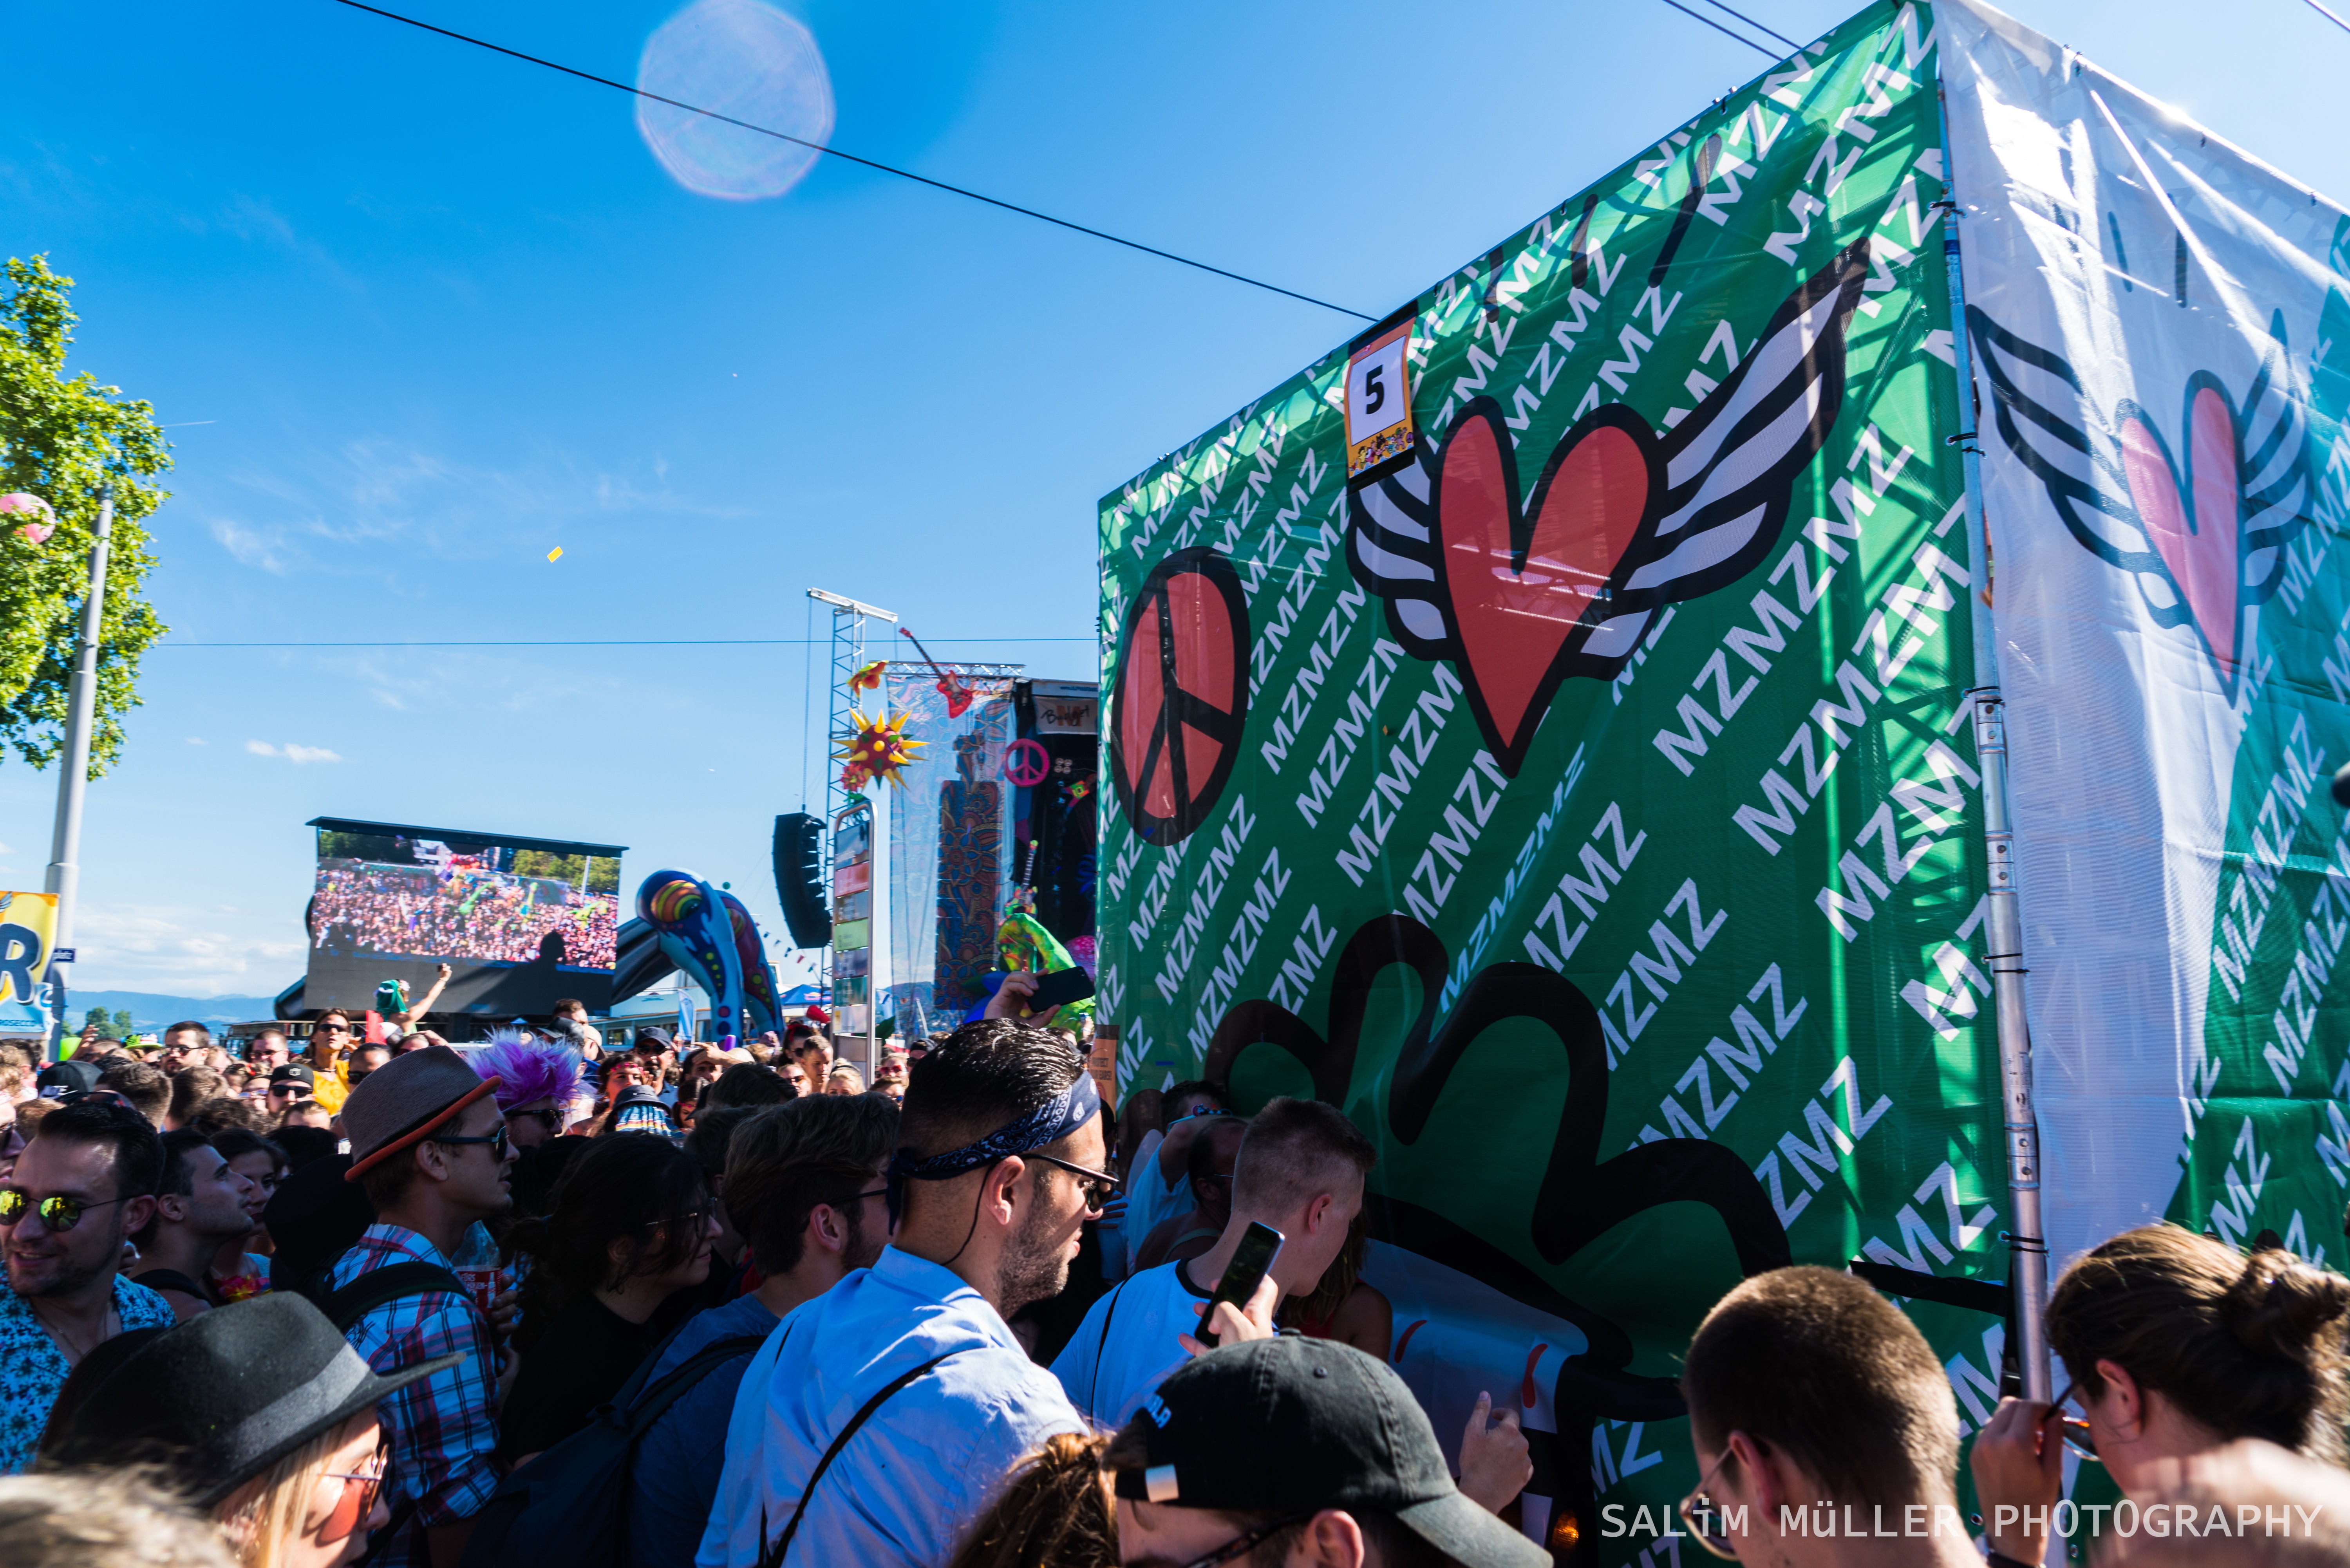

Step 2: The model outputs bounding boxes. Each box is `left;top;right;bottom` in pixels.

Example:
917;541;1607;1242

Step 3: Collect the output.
0;1188;135;1232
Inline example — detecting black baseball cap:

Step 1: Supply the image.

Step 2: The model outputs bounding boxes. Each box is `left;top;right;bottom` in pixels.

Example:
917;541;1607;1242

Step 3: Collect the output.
633;1026;675;1051
36;1059;102;1099
269;1062;316;1089
1110;1337;1546;1568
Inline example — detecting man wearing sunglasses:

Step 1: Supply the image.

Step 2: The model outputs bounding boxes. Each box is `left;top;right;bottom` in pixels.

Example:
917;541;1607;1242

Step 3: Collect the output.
0;1098;175;1475
1676;1267;1979;1568
327;1045;517;1568
700;1018;1109;1568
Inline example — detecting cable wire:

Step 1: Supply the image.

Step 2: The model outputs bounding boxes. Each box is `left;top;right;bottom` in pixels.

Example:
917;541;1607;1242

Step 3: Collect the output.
325;0;1376;322
2301;0;2350;35
1652;0;1779;56
155;636;1098;648
1692;0;1803;51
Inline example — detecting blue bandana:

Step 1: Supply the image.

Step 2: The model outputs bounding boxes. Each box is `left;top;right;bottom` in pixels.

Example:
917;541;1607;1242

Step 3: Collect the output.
886;1073;1101;1225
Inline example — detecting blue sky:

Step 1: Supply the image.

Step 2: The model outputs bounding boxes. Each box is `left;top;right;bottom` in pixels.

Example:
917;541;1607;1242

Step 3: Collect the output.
2;0;2346;1000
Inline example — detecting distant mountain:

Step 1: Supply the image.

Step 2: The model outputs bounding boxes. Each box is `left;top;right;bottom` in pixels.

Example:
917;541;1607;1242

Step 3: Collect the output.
63;989;289;1031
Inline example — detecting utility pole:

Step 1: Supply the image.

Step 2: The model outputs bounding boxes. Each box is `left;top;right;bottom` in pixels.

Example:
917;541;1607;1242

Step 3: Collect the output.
43;484;113;1062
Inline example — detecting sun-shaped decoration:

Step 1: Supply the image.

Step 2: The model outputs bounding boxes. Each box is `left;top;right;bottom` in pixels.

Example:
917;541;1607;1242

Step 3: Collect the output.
846;660;886;696
835;709;924;789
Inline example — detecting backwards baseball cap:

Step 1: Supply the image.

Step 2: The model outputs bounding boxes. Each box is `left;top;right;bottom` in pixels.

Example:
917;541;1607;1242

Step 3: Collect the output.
1110;1337;1547;1568
36;1059;103;1100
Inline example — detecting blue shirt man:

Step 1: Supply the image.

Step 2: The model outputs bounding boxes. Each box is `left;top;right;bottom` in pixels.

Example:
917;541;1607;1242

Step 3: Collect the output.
697;1019;1108;1567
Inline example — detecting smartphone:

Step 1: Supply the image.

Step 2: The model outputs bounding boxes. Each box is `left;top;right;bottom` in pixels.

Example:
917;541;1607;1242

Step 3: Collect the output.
1198;1221;1283;1348
1025;966;1097;1012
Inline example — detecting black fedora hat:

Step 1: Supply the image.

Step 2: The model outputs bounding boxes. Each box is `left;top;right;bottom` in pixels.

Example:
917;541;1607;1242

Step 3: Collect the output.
37;1291;460;1507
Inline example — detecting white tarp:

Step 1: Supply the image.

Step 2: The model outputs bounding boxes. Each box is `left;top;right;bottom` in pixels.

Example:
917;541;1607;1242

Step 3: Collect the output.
1943;0;2350;1268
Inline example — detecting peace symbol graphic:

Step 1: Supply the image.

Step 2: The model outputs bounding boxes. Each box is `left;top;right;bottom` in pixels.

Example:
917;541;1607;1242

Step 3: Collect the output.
1110;546;1251;846
1001;739;1051;788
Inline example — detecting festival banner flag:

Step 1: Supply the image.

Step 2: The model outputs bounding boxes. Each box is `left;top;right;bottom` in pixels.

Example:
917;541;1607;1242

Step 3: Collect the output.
0;891;58;1033
1942;0;2350;1270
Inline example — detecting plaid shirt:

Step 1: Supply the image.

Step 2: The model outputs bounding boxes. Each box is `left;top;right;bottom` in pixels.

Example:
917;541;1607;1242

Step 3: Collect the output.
330;1225;500;1568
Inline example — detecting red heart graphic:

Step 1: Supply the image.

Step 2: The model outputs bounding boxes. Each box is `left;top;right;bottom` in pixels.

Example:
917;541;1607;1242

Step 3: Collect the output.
1438;413;1650;760
2123;387;2240;666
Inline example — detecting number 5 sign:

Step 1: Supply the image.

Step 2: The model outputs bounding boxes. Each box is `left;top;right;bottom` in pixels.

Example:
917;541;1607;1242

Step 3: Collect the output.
1345;318;1416;480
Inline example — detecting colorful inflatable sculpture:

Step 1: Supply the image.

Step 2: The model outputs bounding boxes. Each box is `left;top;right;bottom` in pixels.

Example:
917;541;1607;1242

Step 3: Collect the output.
635;868;786;1041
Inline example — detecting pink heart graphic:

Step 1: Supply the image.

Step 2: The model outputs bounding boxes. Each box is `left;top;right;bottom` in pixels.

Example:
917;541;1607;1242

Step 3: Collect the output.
2122;387;2240;667
1437;413;1650;761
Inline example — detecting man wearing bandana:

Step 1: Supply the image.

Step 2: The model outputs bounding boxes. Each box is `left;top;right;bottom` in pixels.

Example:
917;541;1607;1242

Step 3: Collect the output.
696;1018;1111;1567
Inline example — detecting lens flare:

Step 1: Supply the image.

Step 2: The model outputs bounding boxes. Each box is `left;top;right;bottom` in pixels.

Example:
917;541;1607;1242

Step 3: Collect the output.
635;0;835;202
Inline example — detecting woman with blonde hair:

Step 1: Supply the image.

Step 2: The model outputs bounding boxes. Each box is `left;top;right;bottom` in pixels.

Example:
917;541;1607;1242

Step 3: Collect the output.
38;1292;459;1568
1971;1223;2350;1564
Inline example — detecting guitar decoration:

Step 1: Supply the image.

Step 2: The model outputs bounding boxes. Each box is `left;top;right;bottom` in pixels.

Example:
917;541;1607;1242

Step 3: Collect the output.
1347;243;1872;776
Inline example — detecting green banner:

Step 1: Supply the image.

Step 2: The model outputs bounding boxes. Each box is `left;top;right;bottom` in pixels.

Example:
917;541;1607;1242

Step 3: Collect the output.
1097;2;2004;1553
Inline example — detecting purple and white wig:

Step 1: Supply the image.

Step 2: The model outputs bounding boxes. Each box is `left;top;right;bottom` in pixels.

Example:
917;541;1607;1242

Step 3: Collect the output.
473;1028;582;1111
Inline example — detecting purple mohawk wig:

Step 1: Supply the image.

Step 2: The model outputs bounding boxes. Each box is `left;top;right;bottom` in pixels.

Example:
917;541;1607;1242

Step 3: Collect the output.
474;1028;582;1110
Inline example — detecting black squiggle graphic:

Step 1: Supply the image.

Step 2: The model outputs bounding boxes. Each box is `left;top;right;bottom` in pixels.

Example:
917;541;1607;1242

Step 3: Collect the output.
1202;912;1791;1561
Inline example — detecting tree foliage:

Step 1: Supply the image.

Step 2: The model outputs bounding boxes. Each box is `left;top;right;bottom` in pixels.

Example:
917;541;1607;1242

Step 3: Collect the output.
0;256;170;777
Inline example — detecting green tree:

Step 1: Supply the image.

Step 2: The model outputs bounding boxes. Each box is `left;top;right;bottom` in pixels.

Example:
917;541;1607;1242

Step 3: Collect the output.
80;1004;105;1033
0;255;169;776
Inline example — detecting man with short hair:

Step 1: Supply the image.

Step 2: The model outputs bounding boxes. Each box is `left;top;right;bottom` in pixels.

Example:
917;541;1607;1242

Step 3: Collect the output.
347;1042;394;1089
1678;1266;1979;1568
328;1046;515;1568
155;1022;209;1075
1106;1337;1546;1568
699;1019;1107;1567
305;1011;356;1113
550;996;601;1052
162;1067;226;1131
124;1130;256;1320
242;1030;291;1073
0;1100;175;1474
1055;1095;1372;1431
632;1095;898;1568
94;1060;170;1127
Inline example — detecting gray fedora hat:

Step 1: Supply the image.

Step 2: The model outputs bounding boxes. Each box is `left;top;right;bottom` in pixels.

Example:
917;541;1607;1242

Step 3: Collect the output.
342;1044;501;1181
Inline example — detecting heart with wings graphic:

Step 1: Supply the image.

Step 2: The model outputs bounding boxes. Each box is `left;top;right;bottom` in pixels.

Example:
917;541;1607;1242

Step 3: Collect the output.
1966;304;2315;683
1347;243;1873;777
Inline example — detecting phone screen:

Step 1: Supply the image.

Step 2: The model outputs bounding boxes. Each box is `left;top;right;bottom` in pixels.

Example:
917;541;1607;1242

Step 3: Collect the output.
1198;1221;1283;1347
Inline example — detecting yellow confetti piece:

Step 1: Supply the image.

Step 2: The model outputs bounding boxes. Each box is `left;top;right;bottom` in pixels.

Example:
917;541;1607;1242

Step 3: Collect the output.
546;546;564;562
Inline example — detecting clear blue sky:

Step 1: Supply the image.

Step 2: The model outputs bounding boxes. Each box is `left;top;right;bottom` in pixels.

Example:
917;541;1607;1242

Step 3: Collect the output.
2;0;2345;1000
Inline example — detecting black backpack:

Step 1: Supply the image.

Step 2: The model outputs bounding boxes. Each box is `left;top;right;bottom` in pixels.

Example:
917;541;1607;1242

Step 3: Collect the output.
458;1331;769;1568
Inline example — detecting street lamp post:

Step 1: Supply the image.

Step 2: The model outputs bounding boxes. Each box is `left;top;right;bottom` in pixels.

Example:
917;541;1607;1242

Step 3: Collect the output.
42;483;113;1062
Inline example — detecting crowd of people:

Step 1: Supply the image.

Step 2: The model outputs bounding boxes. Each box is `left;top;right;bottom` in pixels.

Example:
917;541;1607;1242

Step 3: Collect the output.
310;862;621;970
0;991;2344;1568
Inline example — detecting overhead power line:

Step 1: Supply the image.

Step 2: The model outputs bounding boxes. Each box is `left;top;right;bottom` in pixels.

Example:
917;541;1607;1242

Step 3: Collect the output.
1694;0;1803;51
157;636;1099;648
1653;0;1780;56
2302;0;2350;35
325;0;1377;322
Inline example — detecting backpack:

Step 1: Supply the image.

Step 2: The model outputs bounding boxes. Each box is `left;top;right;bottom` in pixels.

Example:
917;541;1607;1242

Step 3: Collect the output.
322;1260;474;1568
458;1332;769;1568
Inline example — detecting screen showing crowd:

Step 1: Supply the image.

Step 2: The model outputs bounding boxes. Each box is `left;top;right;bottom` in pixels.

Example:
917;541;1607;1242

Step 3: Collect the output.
310;828;622;972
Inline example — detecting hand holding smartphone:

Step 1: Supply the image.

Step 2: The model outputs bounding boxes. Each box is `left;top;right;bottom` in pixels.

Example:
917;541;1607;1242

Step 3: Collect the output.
1195;1221;1283;1349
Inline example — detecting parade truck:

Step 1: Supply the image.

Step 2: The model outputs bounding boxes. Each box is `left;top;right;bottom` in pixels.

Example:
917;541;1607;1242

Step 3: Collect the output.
1093;0;2350;1556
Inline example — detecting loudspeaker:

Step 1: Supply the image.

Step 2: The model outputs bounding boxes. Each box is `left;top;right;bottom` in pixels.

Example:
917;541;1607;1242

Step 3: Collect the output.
772;813;833;950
